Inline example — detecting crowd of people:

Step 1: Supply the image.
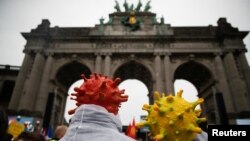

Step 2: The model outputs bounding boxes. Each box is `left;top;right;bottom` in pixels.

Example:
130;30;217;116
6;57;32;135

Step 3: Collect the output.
0;107;68;141
14;124;68;141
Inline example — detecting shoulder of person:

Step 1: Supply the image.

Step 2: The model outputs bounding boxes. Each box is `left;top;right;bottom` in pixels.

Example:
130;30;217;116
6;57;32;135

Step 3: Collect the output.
194;131;208;141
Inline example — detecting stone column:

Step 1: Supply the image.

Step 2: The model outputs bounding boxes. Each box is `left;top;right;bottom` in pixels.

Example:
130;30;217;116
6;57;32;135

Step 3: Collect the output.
104;53;111;76
8;53;32;109
95;53;102;73
224;52;249;111
0;81;3;97
238;52;250;102
34;54;54;115
18;52;46;111
214;53;235;112
154;53;163;93
164;54;174;94
60;91;67;123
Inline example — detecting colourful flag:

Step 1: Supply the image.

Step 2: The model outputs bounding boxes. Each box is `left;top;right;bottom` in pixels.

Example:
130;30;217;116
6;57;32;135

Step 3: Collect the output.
126;118;137;139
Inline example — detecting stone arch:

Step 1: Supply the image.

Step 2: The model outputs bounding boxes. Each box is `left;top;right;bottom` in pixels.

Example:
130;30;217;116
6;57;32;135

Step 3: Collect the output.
55;61;91;90
113;61;153;103
9;12;250;128
174;61;214;90
173;60;216;123
39;61;91;126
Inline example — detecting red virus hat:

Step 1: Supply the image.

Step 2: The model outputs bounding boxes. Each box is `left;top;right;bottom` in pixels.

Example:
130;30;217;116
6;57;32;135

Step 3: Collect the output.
68;73;128;115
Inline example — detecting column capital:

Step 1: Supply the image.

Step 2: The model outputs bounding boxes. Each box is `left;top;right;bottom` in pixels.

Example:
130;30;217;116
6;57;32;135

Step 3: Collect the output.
94;52;102;56
103;52;112;56
214;52;222;56
44;52;54;57
164;52;172;56
223;49;236;55
154;52;164;56
23;49;32;54
34;50;45;55
238;48;247;53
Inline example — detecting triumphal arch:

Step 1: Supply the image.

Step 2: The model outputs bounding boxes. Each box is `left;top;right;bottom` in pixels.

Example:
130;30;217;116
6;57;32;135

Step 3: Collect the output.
8;1;250;127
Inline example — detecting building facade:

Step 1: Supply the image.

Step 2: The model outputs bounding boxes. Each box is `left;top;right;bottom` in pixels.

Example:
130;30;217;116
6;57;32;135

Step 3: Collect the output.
7;8;250;127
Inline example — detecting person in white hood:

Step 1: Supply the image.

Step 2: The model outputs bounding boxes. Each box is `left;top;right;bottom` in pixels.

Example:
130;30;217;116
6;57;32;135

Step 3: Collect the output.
60;104;135;141
60;73;135;141
60;103;207;141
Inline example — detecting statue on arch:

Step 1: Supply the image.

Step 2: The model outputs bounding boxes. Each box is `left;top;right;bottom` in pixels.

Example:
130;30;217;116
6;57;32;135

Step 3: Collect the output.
123;0;129;12
114;0;121;12
144;0;151;12
135;0;142;12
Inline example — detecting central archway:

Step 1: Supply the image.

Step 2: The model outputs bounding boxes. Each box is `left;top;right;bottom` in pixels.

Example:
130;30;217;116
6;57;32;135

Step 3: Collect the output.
114;61;153;102
114;61;152;126
118;79;149;125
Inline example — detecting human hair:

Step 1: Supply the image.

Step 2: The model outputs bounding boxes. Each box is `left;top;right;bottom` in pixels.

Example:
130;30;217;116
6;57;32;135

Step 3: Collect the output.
15;131;45;141
54;125;68;139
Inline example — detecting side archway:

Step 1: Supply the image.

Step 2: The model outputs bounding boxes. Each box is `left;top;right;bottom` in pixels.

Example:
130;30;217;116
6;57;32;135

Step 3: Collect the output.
51;61;91;125
174;61;213;90
174;61;216;124
56;61;91;90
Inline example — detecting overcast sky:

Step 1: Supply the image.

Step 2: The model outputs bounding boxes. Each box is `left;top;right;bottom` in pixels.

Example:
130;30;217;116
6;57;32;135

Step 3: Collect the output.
0;0;250;66
1;0;249;125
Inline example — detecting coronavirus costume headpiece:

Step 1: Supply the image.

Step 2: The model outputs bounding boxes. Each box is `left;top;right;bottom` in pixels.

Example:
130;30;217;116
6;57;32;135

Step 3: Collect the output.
136;90;206;141
68;73;128;115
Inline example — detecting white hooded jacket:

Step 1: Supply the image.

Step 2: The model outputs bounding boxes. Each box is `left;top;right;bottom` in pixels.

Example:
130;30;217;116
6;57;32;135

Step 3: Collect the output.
60;104;207;141
60;104;136;141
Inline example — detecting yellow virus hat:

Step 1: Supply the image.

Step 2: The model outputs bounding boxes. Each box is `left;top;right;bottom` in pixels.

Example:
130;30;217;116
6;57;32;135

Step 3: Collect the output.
136;90;206;141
